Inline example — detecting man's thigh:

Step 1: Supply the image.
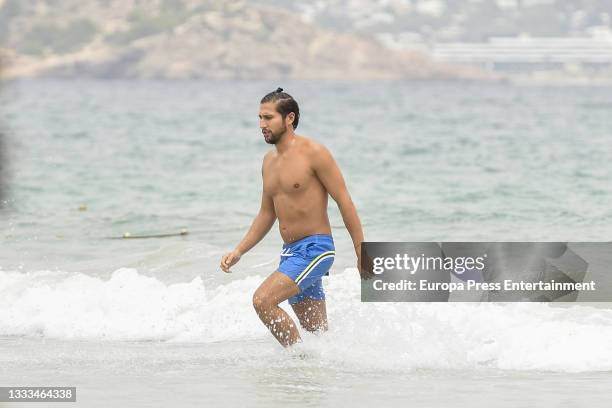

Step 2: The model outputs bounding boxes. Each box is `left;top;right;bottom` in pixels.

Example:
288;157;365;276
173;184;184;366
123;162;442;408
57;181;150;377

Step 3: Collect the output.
253;271;300;306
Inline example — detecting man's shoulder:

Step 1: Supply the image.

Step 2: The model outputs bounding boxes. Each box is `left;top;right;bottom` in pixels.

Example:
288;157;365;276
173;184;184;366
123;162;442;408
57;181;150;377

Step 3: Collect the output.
261;151;275;173
297;134;329;156
262;150;275;162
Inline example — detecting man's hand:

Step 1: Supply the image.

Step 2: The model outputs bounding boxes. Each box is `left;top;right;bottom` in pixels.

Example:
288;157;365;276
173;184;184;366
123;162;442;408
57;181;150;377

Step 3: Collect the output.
356;244;362;275
220;249;242;273
356;244;374;280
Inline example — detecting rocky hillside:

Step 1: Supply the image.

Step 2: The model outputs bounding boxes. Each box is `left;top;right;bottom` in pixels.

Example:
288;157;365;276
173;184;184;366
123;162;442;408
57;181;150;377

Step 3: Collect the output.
0;0;489;80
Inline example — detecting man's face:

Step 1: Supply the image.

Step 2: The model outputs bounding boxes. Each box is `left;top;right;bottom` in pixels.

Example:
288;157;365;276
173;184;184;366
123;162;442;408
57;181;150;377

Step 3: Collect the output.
259;102;292;144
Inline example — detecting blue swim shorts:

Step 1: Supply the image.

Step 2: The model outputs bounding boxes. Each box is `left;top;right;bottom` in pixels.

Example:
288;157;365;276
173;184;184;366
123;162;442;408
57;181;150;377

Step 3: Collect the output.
277;234;335;305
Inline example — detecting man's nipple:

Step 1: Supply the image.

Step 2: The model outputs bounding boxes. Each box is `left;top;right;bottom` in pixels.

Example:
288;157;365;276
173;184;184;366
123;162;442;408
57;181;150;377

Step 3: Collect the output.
294;183;300;188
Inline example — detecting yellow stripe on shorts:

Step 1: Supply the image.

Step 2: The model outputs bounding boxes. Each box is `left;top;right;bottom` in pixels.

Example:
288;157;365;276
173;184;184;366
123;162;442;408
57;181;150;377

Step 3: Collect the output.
295;250;335;284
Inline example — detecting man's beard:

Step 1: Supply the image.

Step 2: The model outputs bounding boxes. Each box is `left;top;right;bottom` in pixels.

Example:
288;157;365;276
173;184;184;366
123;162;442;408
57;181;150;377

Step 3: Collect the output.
264;122;286;145
265;131;281;144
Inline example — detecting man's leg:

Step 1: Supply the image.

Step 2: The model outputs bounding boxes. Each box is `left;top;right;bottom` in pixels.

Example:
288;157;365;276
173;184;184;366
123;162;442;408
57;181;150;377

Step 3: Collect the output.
291;297;328;333
252;271;302;347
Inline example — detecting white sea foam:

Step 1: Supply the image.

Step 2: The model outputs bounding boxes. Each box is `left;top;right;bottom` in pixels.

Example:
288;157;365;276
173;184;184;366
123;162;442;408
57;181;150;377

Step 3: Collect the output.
1;268;612;372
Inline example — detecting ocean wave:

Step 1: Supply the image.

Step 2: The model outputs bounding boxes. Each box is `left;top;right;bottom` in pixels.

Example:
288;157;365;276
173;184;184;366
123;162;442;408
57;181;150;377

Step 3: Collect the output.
1;268;612;372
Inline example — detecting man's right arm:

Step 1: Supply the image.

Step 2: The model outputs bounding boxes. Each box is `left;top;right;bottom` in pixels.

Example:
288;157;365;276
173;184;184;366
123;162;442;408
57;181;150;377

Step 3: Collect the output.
220;162;276;273
234;187;276;256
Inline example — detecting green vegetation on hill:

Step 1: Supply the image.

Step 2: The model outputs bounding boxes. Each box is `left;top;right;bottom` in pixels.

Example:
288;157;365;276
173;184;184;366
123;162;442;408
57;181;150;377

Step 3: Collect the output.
106;2;190;44
20;19;97;55
0;0;21;43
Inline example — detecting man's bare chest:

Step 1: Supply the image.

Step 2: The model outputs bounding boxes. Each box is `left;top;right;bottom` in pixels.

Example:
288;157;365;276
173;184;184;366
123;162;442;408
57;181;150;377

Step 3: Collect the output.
263;155;317;196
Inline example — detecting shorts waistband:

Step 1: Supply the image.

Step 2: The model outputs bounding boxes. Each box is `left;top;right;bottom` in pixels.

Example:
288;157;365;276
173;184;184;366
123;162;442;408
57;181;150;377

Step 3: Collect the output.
282;234;334;249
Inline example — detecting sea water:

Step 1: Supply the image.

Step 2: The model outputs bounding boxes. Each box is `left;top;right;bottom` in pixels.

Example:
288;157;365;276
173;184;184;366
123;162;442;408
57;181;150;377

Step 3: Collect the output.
1;80;611;407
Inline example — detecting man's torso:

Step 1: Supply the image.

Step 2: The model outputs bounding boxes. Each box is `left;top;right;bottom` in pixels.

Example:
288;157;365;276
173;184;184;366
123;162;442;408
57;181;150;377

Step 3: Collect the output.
262;136;332;244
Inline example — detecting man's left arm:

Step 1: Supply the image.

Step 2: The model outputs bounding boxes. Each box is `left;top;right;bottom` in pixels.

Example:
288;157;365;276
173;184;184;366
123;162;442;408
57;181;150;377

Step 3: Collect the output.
311;144;365;276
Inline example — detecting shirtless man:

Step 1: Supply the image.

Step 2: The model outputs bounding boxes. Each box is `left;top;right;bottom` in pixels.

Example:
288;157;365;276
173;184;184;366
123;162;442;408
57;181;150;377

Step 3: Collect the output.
220;88;364;348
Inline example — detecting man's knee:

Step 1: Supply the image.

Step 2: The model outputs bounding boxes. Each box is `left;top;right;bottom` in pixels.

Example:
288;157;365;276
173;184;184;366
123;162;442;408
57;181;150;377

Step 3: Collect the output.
293;301;328;332
252;291;274;314
300;316;327;333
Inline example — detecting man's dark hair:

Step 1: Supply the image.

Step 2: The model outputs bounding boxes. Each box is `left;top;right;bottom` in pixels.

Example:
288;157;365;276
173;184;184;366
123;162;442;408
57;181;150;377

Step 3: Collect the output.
260;87;300;129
